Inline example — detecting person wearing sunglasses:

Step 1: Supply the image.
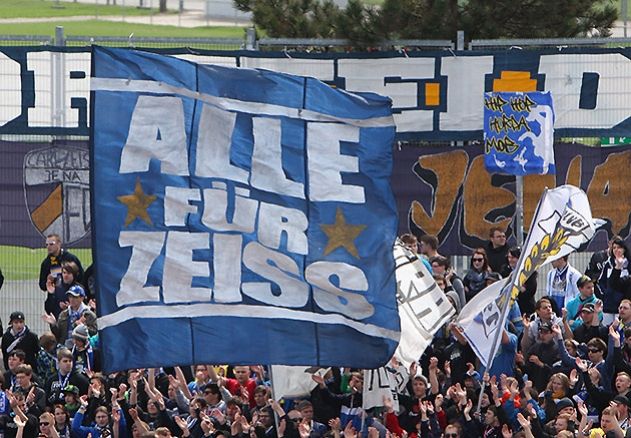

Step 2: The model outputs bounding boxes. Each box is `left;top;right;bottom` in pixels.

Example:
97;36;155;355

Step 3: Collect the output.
442;423;460;438
463;248;491;302
38;412;57;438
38;234;83;295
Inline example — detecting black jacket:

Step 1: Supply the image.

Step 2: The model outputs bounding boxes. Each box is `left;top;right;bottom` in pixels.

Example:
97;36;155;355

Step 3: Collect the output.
1;326;40;373
486;242;509;274
38;249;83;291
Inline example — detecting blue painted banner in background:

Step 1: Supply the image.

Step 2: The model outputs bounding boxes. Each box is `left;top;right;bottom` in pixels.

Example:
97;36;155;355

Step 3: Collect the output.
484;92;555;175
91;47;400;371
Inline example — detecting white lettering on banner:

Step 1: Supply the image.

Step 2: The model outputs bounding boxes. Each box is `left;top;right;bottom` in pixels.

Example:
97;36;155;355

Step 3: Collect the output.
116;230;374;319
307;122;365;203
306;261;373;319
119;99;365;203
539;53;631;129
163;231;212;303
120;95;189;175
0;51;21;127
337;58;435;133
242;241;310;307
196;104;248;183
251;117;305;199
26;52;90;128
117;231;165;306
164;187;201;226
7;50;631;134
240;57;335;81
439;56;494;131
257;202;309;255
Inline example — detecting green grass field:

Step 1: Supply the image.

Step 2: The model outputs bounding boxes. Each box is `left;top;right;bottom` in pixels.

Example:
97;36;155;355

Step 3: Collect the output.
0;0;162;18
0;246;93;281
0;20;247;38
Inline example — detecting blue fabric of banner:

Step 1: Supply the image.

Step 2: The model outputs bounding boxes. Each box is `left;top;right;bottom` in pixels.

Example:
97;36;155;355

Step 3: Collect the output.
90;46;400;371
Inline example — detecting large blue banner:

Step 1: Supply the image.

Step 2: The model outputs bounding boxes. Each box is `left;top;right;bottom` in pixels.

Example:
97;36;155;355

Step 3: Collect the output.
91;47;400;371
484;91;555;175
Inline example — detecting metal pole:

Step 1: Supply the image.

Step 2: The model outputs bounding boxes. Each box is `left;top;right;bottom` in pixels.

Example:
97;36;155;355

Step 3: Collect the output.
516;175;524;246
53;26;66;129
624;0;628;38
245;27;256;50
456;30;464;51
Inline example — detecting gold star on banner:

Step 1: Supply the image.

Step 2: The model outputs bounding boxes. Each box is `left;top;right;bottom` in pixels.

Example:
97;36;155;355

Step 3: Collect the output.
320;207;367;259
117;177;157;227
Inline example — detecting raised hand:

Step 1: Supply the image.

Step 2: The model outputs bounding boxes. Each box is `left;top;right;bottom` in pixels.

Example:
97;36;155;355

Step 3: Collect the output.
343;421;357;438
522;314;531;329
201;417;214;436
501;424;512;438
577;400;588;419
575;357;588;372
26;387;35;405
528;354;544;368
14;414;26;428
298;420;312;438
311;374;325;387
551;324;562;339
112;408;121;423
428;357;439;373
409;361;418;378
434;394;444;411
610;323;621;344
516;413;531;430
443;360;451;377
128;407;139;421
41;313;56;325
569;369;579;387
463;399;473;419
328;418;341;432
425;401;434;415
277;419;286;438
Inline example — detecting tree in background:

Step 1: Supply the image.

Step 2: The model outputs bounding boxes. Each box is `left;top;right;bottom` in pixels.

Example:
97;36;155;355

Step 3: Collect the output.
235;0;617;43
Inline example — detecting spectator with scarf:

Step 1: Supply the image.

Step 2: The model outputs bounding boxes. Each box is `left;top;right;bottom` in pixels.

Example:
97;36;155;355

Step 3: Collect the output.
42;285;97;348
1;312;40;374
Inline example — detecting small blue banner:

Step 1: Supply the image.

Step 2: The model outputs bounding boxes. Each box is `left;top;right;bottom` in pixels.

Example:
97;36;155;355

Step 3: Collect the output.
90;47;400;371
484;91;555;175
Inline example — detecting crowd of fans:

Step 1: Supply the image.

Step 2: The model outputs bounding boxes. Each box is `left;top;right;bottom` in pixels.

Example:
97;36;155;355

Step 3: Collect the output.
1;230;631;438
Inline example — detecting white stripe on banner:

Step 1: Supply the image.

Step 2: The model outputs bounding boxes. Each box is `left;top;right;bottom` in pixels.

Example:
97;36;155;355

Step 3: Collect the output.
97;303;400;342
91;78;395;128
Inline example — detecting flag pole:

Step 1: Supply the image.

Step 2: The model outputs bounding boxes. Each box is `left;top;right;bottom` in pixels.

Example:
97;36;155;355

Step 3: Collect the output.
475;187;549;413
516;175;524;246
268;365;281;435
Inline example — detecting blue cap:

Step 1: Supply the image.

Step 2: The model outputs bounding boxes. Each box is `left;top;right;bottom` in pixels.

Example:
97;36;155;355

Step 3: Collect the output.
66;284;86;298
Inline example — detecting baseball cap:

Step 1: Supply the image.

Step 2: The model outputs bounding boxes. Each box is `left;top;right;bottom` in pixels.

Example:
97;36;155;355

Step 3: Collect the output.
614;395;631;408
9;311;25;323
581;303;595;313
66;284;86;298
538;321;553;332
556;397;574;411
63;385;80;396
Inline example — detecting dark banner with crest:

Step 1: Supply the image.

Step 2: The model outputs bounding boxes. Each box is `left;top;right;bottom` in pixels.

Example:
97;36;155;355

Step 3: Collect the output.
0;140;90;248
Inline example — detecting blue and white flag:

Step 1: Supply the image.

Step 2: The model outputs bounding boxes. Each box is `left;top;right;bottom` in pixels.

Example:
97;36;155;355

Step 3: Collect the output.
457;185;602;368
484;91;555;175
90;47;400;372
